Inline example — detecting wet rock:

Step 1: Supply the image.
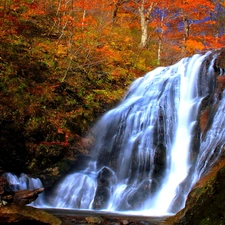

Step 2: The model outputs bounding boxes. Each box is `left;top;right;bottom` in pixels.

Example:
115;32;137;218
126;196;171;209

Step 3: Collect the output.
92;167;115;209
0;176;13;206
12;188;44;205
1;195;13;204
0;200;8;206
0;175;44;206
85;216;104;224
122;220;129;224
0;204;62;224
127;179;153;209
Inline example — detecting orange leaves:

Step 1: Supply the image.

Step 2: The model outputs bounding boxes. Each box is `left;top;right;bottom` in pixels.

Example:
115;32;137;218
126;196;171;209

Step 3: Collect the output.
1;0;224;74
96;44;117;59
178;0;214;20
21;2;45;19
0;0;50;42
184;39;204;54
61;14;74;23
203;35;225;50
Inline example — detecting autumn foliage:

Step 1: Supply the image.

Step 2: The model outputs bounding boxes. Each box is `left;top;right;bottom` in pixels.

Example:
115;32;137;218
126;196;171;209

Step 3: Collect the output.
0;0;225;175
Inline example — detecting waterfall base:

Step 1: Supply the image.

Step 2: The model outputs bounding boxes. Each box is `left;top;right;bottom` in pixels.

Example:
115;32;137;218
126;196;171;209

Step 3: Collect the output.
41;208;170;225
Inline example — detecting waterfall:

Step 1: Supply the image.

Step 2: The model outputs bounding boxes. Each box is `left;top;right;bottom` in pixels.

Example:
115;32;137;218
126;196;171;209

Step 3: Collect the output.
142;54;207;214
5;50;225;216
47;50;224;215
3;173;44;206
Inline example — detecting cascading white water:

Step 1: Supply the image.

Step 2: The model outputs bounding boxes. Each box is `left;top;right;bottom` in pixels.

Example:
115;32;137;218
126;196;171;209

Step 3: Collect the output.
46;51;221;215
147;54;208;214
3;173;44;206
52;161;98;209
3;173;43;191
5;50;225;216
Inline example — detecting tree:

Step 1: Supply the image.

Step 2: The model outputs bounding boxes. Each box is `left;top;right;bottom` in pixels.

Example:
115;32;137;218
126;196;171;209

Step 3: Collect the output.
204;0;225;49
173;0;215;54
137;0;156;48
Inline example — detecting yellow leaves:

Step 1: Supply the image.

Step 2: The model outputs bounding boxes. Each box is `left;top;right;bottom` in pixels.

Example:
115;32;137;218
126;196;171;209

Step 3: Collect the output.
37;43;50;53
56;44;68;57
94;89;125;102
184;39;204;54
124;36;132;43
111;68;125;78
96;44;122;64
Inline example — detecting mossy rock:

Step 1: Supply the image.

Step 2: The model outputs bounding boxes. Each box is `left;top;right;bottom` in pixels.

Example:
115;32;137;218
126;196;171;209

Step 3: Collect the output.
170;155;225;225
0;205;62;224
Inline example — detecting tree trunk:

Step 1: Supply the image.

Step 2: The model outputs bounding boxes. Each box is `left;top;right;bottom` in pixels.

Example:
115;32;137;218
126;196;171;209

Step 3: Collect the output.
182;16;191;55
157;36;162;65
157;14;164;65
138;1;154;48
139;8;148;48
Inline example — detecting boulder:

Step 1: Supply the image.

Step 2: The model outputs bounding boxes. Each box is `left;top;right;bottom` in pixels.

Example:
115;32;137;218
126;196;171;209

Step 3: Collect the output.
92;167;115;209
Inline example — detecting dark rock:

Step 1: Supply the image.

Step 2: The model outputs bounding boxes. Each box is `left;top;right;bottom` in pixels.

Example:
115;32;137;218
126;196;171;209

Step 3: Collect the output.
92;167;115;209
0;176;12;195
214;49;225;72
1;194;13;203
13;188;44;205
127;178;153;209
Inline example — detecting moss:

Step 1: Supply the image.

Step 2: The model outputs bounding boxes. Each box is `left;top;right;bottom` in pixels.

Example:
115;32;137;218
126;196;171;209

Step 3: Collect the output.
173;156;225;225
